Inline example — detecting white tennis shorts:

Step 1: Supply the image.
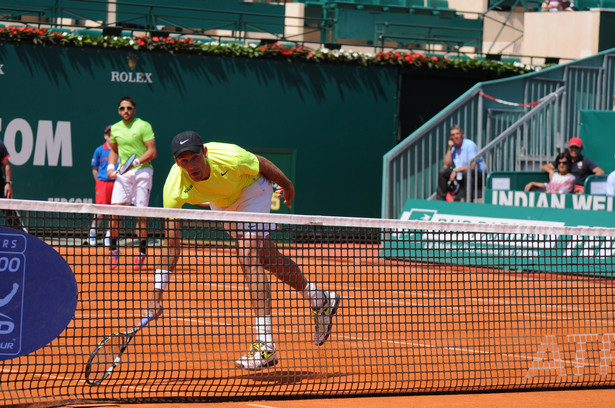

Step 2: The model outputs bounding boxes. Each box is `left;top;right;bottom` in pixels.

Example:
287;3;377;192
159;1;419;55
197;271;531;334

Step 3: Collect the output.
209;175;275;236
110;167;153;207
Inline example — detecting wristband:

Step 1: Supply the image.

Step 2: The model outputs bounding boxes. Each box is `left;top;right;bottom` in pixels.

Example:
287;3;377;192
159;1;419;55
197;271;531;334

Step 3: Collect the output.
133;158;141;167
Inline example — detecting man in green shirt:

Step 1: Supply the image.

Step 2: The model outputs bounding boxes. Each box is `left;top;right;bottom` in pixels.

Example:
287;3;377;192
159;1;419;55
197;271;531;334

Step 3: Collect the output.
151;131;340;371
106;96;157;271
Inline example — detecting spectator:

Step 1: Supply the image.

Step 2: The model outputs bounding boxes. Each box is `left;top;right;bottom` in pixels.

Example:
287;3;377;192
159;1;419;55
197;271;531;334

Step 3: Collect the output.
106;96;157;271
540;137;604;194
542;0;574;11
526;152;575;193
87;124;116;247
436;126;486;202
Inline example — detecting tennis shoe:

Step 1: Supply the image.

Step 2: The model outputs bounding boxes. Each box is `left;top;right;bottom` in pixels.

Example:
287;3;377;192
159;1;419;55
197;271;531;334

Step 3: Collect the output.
235;341;278;371
88;232;96;246
108;250;119;270
312;291;341;346
133;253;146;271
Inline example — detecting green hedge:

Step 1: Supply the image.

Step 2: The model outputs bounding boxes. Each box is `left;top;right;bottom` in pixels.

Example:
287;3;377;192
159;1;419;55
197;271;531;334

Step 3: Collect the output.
0;25;545;75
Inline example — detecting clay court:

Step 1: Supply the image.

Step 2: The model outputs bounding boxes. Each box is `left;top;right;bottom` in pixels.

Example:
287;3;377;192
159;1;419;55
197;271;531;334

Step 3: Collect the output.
4;222;615;407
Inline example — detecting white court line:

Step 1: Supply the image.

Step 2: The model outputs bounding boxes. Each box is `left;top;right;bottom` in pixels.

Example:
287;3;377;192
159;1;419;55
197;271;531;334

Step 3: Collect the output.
102;273;615;325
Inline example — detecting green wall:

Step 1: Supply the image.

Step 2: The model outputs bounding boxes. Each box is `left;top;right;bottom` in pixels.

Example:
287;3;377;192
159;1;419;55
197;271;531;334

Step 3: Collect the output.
0;42;398;217
579;110;615;174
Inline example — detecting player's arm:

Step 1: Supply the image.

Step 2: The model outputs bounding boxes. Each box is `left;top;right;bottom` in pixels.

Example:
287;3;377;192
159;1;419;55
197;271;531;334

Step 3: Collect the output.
255;154;294;208
92;166;98;181
2;157;12;199
147;218;182;314
107;141;119;179
136;139;157;168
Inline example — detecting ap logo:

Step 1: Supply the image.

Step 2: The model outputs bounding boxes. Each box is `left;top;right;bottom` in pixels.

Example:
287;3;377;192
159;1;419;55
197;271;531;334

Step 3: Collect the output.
0;228;77;361
0;234;25;356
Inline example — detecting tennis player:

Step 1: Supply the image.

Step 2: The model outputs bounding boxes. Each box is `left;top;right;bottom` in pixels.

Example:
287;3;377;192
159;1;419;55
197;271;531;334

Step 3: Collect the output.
106;96;157;271
150;130;341;371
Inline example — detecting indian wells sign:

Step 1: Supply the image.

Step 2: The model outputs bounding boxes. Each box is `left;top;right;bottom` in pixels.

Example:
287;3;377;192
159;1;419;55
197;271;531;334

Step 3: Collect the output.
490;190;615;212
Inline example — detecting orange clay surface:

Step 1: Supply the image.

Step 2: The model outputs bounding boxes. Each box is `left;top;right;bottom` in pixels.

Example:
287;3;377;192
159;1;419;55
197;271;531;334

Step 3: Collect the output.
3;242;615;407
108;388;615;408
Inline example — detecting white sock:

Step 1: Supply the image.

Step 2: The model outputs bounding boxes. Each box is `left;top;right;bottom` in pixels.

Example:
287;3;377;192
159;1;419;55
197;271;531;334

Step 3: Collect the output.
302;281;325;309
255;315;274;349
105;230;111;238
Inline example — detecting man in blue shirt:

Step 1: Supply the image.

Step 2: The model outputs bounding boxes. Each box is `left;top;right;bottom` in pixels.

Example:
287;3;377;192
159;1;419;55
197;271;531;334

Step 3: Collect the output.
436;126;486;201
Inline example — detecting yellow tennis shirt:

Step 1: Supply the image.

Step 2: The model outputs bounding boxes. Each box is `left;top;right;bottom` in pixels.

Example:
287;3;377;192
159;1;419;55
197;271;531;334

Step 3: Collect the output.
163;142;260;208
110;118;155;169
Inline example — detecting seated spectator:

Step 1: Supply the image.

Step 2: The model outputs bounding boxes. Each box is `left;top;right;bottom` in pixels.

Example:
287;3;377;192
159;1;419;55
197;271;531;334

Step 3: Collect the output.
606;170;615;196
436;126;486;202
526;152;575;193
540;137;604;194
542;0;574;11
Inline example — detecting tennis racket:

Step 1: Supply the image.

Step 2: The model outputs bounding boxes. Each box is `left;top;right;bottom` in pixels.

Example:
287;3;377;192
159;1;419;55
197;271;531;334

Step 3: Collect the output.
117;153;137;175
84;311;159;385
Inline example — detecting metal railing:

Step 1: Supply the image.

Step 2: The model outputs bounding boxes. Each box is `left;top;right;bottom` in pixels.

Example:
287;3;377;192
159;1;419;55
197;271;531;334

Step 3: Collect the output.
382;50;615;219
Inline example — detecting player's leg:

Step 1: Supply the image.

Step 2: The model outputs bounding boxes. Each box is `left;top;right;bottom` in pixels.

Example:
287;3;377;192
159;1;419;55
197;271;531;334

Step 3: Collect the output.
233;233;278;370
101;180;115;247
132;168;153;271
259;237;341;346
108;174;133;268
89;180;105;245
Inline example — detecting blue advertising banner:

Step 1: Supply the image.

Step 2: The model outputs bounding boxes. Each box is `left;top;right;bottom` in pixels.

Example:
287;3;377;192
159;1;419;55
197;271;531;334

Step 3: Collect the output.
0;227;77;360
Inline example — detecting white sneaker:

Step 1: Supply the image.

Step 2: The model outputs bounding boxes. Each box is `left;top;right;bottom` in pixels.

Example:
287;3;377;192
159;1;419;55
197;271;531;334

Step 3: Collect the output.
235;341;278;370
88;232;96;246
104;231;111;247
312;291;341;346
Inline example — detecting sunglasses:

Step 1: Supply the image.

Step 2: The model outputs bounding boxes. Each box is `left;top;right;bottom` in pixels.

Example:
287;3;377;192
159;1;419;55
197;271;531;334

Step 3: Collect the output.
118;106;134;111
569;145;580;150
558;161;569;165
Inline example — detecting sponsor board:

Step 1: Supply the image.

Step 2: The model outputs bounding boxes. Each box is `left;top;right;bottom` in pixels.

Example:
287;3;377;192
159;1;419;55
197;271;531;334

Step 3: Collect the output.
0;227;77;360
381;199;615;277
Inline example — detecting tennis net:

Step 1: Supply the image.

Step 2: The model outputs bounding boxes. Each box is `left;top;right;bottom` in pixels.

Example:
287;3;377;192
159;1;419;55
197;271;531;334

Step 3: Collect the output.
1;199;615;405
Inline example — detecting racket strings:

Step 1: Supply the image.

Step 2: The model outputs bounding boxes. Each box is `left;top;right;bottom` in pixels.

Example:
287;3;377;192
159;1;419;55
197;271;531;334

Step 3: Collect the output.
86;335;125;384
